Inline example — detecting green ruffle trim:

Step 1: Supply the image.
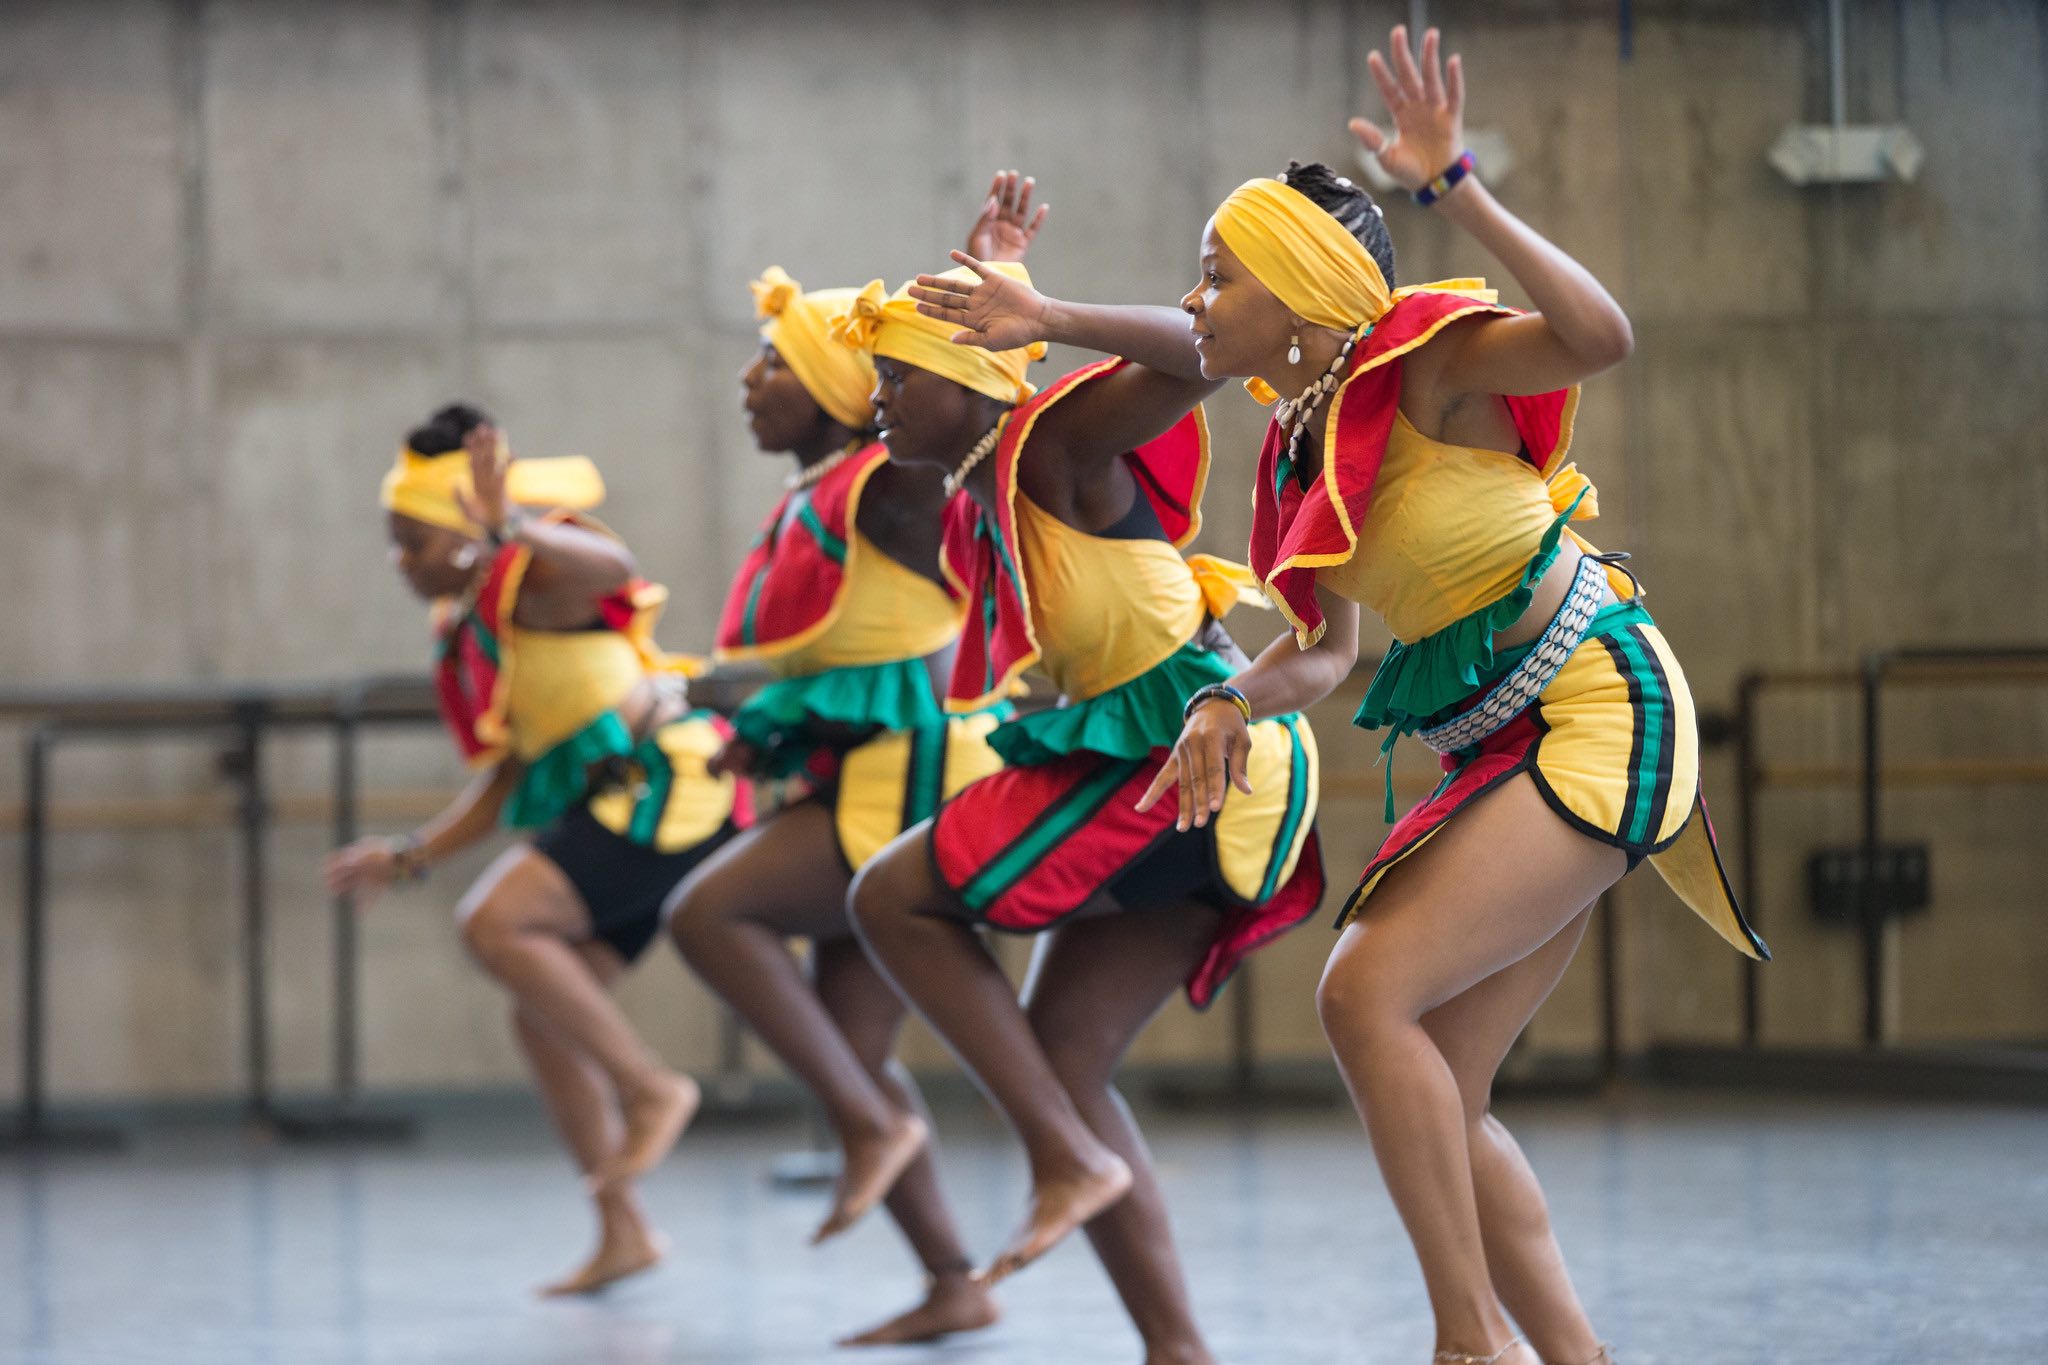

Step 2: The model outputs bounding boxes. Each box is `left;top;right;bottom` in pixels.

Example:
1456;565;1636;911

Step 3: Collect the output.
1353;487;1591;740
732;658;944;779
988;639;1238;766
1349;489;1590;822
502;709;636;830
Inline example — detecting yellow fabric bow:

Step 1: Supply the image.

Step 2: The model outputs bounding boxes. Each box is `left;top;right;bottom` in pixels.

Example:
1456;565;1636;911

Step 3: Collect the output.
832;265;1045;405
379;447;606;536
750;265;800;319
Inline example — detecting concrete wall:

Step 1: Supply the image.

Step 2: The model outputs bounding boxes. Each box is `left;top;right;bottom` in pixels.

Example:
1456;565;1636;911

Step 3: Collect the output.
2;0;2044;1105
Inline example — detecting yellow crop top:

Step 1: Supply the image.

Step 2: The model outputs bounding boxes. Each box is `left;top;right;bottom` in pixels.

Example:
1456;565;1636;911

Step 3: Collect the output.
1315;410;1603;644
768;529;963;678
1013;493;1222;701
501;627;648;762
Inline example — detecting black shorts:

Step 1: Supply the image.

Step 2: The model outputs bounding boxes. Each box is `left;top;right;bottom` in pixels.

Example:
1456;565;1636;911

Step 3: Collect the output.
531;806;738;963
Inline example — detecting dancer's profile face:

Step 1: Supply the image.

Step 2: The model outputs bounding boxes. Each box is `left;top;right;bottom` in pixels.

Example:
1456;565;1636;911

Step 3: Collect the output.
872;357;984;470
1181;222;1292;382
386;512;477;600
738;341;828;454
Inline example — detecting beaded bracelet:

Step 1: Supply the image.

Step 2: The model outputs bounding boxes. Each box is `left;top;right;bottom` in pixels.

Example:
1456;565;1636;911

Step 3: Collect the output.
1183;683;1252;725
388;834;431;884
1414;149;1477;207
485;510;527;549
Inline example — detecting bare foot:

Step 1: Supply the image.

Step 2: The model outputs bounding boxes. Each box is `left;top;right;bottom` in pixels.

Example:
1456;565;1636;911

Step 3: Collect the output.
591;1071;699;1188
811;1112;928;1244
835;1272;1000;1347
977;1152;1133;1285
538;1229;669;1297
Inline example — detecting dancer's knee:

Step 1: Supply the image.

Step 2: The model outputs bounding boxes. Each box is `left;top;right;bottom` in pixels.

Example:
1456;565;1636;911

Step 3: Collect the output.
847;834;926;946
457;893;517;969
661;866;728;964
1315;936;1407;1044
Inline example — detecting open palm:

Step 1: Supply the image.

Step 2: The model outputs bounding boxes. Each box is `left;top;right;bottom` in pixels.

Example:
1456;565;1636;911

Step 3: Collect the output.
456;423;509;532
964;170;1049;265
908;251;1049;352
1349;24;1465;193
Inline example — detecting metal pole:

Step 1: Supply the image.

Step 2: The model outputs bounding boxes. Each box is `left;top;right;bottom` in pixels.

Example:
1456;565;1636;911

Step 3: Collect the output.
1229;962;1256;1097
1859;656;1885;1049
234;702;272;1124
332;689;362;1102
1734;674;1762;1046
1827;0;1848;131
21;726;50;1136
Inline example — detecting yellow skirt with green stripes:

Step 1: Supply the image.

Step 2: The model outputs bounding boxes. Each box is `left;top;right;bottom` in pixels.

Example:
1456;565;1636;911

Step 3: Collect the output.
1344;601;1767;960
828;710;1007;871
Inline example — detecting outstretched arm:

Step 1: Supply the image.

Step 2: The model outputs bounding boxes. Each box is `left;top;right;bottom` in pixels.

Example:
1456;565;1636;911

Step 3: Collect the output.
1136;585;1361;832
908;251;1218;468
910;251;1206;382
324;759;521;908
1354;25;1632;397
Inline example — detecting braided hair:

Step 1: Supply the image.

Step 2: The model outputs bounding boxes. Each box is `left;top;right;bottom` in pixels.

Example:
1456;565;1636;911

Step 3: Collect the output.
405;402;492;456
1277;160;1397;288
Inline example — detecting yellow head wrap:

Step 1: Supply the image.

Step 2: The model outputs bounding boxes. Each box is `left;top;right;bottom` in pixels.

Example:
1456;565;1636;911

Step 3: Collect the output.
750;267;879;431
379;446;607;536
830;264;1047;405
1213;176;1394;334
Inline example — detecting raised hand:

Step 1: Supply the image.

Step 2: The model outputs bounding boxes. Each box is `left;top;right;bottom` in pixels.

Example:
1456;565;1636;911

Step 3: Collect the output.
455;422;510;534
909;250;1050;352
1349;24;1465;193
964;170;1049;265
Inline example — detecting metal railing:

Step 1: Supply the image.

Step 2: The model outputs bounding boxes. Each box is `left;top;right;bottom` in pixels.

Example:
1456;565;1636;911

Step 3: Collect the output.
0;678;451;1147
1732;645;2048;1049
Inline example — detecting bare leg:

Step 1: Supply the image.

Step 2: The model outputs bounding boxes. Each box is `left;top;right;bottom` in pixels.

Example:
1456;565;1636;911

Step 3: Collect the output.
812;938;999;1348
665;802;923;1242
1021;903;1226;1365
460;846;698;1186
850;827;1133;1281
508;944;666;1295
1315;774;1625;1362
1421;910;1606;1364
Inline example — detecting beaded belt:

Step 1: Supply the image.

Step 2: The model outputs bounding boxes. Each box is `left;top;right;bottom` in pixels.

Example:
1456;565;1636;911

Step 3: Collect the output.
1414;552;1617;756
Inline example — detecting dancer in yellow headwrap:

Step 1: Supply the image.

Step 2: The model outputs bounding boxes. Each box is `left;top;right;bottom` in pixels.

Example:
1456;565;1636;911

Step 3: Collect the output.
326;403;749;1297
841;200;1324;1365
661;175;1041;1347
912;27;1761;1365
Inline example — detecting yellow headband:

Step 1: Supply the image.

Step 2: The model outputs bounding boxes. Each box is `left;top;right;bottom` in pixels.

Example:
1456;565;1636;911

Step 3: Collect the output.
1213;177;1392;335
751;267;879;431
830;264;1046;405
379;447;606;536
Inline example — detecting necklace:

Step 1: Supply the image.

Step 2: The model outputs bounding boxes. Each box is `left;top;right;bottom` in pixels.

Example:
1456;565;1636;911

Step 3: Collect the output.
785;445;854;492
1275;327;1364;461
943;417;1008;497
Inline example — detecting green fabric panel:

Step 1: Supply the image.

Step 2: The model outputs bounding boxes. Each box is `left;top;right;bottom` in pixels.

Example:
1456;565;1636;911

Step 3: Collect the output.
987;639;1237;766
501;709;636;830
731;658;943;779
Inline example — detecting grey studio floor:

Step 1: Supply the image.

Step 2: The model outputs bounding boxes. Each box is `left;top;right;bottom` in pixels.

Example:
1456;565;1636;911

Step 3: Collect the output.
2;1089;2044;1365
